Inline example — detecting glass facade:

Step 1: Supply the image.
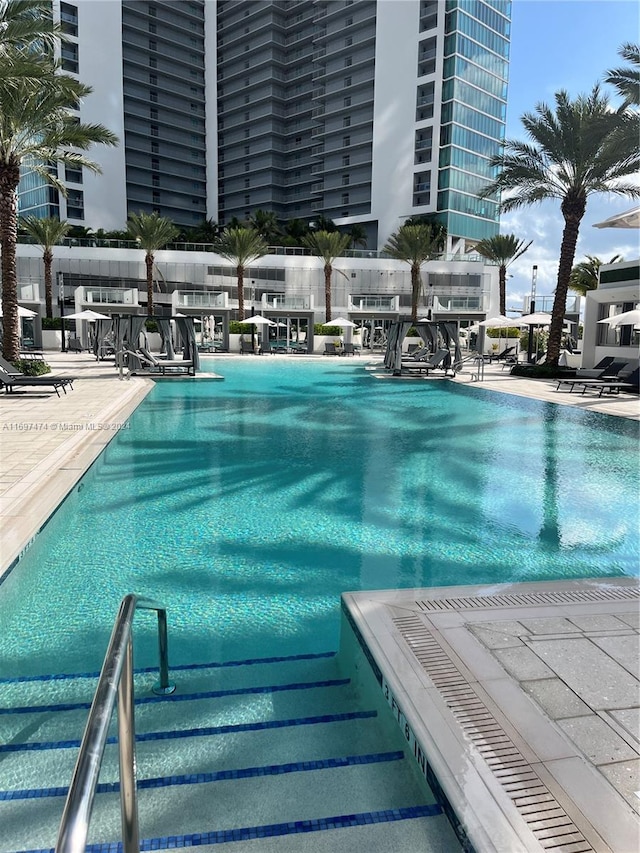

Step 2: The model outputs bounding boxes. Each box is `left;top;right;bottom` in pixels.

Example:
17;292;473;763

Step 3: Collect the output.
438;0;511;242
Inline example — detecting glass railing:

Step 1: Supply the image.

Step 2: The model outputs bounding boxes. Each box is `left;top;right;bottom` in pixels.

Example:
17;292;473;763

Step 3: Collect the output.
263;294;311;309
349;295;399;311
176;291;227;308
84;288;136;305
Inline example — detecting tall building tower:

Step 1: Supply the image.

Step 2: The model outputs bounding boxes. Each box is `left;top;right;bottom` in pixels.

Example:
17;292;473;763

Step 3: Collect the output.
22;0;510;249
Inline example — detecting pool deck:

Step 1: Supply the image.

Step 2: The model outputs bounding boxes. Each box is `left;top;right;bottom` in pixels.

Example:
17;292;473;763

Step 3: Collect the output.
0;352;638;852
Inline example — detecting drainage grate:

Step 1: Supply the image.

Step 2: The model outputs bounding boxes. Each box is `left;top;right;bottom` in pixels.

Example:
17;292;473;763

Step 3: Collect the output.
416;585;638;612
393;614;595;853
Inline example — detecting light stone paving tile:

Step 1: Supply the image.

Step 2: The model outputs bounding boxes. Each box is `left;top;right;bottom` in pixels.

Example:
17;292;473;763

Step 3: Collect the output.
609;709;640;743
521;678;592;721
491;646;556;681
617;612;640;630
519;617;578;635
591;635;640;678
464;625;526;649
557;715;639;765
468;620;531;637
598;758;640;814
568;614;632;632
530;638;639;710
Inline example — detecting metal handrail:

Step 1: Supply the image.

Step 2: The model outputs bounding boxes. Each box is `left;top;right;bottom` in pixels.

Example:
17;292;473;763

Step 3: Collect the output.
55;595;176;853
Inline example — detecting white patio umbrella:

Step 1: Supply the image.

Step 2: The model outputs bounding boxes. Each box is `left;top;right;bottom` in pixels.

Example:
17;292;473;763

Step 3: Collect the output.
243;314;275;325
322;316;357;344
479;315;523;356
65;309;111;321
593;206;640;229
0;304;37;318
597;309;640;328
518;312;552;325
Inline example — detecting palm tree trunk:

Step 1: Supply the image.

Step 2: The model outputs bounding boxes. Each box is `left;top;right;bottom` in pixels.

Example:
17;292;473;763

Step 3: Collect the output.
499;264;506;316
0;161;21;362
44;248;53;318
324;264;332;323
547;197;585;367
146;254;154;316
237;265;245;320
411;265;420;323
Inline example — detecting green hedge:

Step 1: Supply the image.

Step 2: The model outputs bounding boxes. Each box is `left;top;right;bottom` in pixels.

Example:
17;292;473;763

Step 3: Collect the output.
12;359;51;376
485;327;521;338
42;317;62;330
510;364;575;379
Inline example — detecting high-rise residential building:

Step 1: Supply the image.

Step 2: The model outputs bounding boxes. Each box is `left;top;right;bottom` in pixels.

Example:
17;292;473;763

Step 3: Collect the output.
26;0;511;250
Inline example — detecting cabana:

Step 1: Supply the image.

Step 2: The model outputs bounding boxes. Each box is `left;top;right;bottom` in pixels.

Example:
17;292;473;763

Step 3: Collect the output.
384;320;462;375
112;315;200;374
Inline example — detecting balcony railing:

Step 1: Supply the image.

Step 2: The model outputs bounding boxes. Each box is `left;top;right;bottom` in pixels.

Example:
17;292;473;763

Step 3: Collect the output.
175;291;228;308
262;294;312;310
84;288;137;305
348;295;399;312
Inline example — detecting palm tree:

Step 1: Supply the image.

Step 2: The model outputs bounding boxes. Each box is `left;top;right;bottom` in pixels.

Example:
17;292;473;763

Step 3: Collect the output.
474;234;532;316
0;0;58;92
20;215;70;317
126;212;178;316
0;70;117;361
383;223;446;322
348;223;368;249
301;230;351;323
568;254;623;296
249;209;282;244
215;226;269;320
605;42;639;106
482;86;639;368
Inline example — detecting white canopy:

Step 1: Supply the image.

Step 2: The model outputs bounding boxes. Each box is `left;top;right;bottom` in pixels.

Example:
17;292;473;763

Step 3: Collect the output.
243;315;275;325
597;309;640;328
593;206;640;229
65;309;111;321
0;304;37;318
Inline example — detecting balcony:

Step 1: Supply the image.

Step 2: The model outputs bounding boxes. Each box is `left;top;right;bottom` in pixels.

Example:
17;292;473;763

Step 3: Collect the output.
83;287;137;305
175;291;229;309
261;294;313;310
348;295;400;312
433;295;484;312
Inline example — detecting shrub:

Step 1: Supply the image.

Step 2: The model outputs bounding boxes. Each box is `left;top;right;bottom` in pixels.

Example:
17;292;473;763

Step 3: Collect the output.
485;327;521;338
510;364;575;379
42;317;62;330
229;321;253;334
13;359;51;376
314;323;340;335
145;319;158;333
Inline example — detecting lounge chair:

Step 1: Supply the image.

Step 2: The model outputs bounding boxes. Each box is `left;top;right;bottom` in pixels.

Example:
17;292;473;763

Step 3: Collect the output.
342;342;360;356
489;345;515;362
324;342;339;355
139;346;195;375
68;338;89;353
555;360;628;392
577;366;640;397
0;366;74;397
240;340;257;355
401;347;451;373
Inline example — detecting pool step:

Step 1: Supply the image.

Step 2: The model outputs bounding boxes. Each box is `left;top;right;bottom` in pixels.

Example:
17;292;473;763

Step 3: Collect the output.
0;655;461;853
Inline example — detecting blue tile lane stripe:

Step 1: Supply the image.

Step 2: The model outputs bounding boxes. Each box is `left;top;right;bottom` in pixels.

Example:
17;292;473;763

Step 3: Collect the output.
0;651;336;686
0;678;350;716
15;804;443;852
0;709;377;753
0;750;405;801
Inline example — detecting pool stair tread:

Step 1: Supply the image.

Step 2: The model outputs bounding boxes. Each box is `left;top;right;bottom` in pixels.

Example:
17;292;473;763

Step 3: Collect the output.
0;681;370;753
0;654;462;853
0;754;447;852
0;652;338;708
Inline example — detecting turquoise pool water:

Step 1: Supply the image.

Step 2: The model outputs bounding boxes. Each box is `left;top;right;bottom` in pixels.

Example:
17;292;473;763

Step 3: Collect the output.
1;360;638;678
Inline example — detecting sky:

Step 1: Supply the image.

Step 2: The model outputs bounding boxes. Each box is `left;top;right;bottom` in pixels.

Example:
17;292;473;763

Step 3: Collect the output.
498;0;640;311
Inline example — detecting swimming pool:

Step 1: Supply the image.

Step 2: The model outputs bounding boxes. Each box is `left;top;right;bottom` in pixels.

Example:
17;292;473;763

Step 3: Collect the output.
1;359;637;679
